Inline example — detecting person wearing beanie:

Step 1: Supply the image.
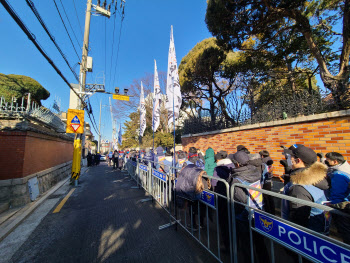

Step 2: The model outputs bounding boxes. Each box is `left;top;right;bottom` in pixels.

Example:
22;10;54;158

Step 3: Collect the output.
237;145;250;154
281;144;329;235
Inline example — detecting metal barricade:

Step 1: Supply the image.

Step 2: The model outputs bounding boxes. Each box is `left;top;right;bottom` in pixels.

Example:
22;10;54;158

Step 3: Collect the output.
130;158;233;263
230;183;350;263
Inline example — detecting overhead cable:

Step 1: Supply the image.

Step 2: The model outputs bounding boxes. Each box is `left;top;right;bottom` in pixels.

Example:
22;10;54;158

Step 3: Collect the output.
0;0;87;108
111;11;125;89
53;0;81;60
25;0;79;82
58;0;82;49
71;0;84;39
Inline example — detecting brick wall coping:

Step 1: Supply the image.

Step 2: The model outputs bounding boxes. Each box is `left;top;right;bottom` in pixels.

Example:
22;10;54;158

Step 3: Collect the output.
182;109;350;138
0;161;72;187
0;119;74;142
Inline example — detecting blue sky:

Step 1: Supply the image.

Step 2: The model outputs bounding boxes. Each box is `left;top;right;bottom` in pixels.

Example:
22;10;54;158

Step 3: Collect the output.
0;0;212;140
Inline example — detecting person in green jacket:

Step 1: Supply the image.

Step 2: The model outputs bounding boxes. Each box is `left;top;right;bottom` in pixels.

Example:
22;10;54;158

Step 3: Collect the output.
204;147;217;178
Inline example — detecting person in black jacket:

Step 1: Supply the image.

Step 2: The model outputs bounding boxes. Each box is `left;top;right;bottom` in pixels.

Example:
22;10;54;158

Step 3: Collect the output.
281;144;329;234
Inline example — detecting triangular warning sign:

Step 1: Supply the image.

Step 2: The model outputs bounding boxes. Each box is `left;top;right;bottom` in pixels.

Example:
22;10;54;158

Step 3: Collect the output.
71;124;80;132
71;116;80;124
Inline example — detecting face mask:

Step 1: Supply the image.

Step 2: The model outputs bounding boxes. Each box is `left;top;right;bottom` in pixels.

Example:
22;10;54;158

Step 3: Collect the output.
325;160;331;167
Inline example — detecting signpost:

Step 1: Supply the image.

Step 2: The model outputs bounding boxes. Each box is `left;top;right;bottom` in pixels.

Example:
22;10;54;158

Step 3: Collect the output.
66;109;85;182
112;94;130;101
66;109;84;134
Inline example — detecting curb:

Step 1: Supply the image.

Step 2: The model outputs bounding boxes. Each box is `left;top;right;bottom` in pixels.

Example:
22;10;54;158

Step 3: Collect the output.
0;177;70;242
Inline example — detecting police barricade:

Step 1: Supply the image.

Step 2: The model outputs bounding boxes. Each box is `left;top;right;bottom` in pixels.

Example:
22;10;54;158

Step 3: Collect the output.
135;158;153;195
175;174;233;263
133;158;233;263
230;183;350;263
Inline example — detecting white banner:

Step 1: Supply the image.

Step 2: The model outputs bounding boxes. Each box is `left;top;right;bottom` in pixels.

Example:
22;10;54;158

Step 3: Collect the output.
139;81;146;137
152;60;162;132
166;25;182;128
118;123;122;145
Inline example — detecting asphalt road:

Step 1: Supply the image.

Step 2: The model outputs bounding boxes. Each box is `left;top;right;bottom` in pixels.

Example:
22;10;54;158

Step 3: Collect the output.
6;163;216;263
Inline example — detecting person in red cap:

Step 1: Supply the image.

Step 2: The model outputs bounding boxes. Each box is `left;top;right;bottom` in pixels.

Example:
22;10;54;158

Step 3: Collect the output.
281;144;329;234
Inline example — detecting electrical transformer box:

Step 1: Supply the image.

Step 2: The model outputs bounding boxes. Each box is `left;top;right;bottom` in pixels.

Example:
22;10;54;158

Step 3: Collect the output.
87;56;93;72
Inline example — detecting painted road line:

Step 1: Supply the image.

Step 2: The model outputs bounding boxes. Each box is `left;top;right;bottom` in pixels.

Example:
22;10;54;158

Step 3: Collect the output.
53;188;76;213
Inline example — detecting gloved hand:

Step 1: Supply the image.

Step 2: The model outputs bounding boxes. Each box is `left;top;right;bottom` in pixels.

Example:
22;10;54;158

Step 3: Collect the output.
280;159;292;174
280;159;288;167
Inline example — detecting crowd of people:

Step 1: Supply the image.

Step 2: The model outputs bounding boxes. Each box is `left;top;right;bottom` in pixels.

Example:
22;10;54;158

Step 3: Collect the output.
86;152;101;166
129;144;350;250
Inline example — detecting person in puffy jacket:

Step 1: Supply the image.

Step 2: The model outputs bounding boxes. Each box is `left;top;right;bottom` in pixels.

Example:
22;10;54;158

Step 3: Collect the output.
281;144;329;234
325;152;350;244
175;163;209;231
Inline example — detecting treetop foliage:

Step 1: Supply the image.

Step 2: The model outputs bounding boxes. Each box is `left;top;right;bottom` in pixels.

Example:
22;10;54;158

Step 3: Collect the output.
0;73;50;105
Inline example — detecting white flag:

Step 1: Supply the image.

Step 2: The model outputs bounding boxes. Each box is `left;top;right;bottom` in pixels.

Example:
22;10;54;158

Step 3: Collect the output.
166;25;182;128
139;81;146;137
152;60;161;132
118;123;122;145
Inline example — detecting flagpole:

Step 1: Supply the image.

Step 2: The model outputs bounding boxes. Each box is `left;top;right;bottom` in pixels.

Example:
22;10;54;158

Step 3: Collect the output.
172;77;176;167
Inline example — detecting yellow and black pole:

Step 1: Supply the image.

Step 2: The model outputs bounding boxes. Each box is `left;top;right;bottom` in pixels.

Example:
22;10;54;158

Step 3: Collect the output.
67;109;85;185
71;134;82;184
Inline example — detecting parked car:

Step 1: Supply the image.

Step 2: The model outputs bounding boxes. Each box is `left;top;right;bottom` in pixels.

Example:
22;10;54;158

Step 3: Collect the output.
100;155;106;161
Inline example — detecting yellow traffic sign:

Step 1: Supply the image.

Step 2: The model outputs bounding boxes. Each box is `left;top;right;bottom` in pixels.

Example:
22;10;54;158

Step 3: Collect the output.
66;109;84;134
113;94;130;101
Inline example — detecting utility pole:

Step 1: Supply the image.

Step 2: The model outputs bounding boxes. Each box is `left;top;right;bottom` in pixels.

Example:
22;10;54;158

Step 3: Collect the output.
109;97;116;151
98;99;102;153
71;0;111;186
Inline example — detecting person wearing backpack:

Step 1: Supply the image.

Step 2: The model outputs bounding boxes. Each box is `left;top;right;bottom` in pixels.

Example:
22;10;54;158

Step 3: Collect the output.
230;151;269;263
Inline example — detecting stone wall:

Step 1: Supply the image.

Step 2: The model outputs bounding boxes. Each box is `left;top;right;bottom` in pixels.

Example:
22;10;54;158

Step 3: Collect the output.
181;110;350;176
0;161;72;207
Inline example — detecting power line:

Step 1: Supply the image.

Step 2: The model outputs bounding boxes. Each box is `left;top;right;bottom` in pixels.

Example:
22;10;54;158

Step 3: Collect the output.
71;0;84;39
58;0;81;50
111;12;125;89
25;0;79;82
53;0;81;61
0;0;86;108
104;17;107;90
108;13;117;89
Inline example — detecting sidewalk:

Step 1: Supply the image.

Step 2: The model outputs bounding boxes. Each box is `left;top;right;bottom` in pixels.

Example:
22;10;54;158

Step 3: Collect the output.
0;166;89;242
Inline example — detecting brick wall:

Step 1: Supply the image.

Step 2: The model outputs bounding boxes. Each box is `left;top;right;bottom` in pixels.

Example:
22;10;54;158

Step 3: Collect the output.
0;130;73;180
181;111;350;176
0;131;26;179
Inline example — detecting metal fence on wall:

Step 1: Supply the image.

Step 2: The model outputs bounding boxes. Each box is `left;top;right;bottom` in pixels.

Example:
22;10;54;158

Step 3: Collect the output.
0;94;66;133
183;91;346;135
